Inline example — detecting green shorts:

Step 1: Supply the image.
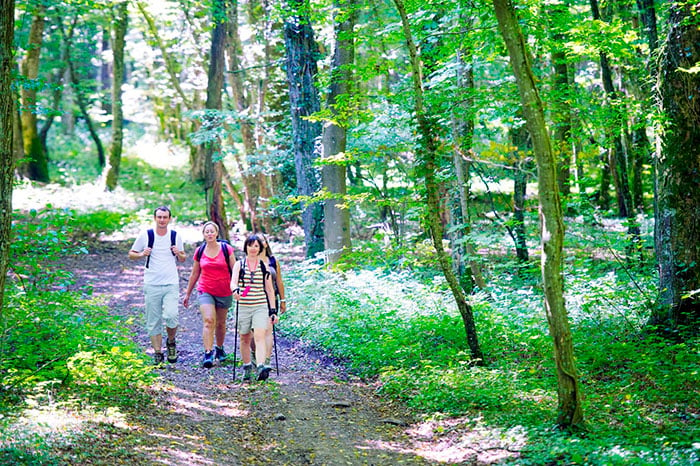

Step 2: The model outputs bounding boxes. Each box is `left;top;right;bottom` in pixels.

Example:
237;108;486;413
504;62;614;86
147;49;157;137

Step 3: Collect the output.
237;303;269;334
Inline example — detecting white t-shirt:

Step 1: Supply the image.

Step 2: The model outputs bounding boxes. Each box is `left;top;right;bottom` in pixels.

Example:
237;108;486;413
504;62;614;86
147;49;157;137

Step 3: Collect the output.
131;228;184;285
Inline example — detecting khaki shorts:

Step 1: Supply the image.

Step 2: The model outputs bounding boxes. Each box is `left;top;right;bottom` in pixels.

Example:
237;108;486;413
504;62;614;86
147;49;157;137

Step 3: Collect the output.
236;303;269;334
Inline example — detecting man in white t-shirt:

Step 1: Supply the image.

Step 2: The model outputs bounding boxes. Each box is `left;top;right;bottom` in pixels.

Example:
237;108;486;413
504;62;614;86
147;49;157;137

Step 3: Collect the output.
129;206;186;364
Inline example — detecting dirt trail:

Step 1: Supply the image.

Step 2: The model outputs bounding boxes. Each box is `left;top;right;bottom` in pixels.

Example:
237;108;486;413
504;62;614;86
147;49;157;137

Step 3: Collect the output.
64;240;451;465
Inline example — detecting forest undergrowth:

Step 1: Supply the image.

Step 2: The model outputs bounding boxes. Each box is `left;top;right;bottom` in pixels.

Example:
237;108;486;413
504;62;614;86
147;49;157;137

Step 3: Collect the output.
1;148;699;465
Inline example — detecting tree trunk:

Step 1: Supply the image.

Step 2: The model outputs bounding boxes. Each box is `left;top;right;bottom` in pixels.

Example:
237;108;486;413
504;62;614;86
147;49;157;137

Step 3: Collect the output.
548;1;573;200
492;0;583;429
283;0;324;257
0;0;15;315
226;0;263;232
450;13;487;293
202;0;229;239
393;0;484;365
652;2;700;335
322;0;355;264
39;17;75;158
20;7;49;182
105;1;128;192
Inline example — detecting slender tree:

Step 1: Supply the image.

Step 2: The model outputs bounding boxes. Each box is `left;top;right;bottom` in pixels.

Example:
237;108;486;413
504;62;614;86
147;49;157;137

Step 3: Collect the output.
202;0;229;238
283;0;324;257
652;1;700;335
19;4;48;181
104;0;128;191
392;0;484;364
0;0;15;315
492;0;583;429
322;0;355;264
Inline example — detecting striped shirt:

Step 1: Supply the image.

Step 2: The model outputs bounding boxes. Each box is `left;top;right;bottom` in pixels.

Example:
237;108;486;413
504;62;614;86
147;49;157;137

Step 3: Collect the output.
239;259;268;306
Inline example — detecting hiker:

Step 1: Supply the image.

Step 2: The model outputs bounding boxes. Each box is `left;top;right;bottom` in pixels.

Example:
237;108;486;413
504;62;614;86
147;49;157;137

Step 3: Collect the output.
255;235;286;367
231;234;277;381
128;206;186;365
183;221;236;368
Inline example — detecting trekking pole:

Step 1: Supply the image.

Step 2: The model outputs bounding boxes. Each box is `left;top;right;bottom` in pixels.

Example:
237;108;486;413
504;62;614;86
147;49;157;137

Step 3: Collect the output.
273;322;280;376
233;299;239;381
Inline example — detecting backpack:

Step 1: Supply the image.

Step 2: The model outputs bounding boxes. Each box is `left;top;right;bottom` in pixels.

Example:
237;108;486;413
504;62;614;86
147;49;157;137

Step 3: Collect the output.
194;240;233;277
237;258;269;287
146;229;177;269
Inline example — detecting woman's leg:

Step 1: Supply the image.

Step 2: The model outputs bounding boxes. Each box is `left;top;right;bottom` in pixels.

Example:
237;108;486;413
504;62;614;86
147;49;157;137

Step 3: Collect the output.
200;303;216;352
253;328;267;368
215;306;228;347
240;333;253;364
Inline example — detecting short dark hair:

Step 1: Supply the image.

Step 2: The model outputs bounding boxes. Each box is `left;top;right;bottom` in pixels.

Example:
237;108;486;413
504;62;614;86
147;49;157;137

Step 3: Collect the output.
154;206;171;217
243;234;264;255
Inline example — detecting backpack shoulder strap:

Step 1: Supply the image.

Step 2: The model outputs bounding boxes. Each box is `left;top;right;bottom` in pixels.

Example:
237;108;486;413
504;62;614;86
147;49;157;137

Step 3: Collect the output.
147;229;155;248
221;241;232;276
194;242;206;262
145;229;155;268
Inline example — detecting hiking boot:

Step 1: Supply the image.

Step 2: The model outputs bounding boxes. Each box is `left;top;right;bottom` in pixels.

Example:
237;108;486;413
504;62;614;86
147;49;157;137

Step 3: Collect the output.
166;339;178;363
153;352;165;365
257;365;272;381
202;350;215;369
214;345;227;362
242;363;255;382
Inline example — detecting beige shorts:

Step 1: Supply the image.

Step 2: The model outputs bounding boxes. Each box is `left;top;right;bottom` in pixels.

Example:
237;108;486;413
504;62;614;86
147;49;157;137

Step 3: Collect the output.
236;303;269;334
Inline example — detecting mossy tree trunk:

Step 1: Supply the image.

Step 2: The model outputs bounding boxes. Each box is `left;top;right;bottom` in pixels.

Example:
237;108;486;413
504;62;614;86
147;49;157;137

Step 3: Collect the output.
203;0;229;239
283;0;324;258
0;0;15;315
322;0;355;264
492;0;583;429
392;0;484;365
105;1;128;192
653;2;700;335
19;6;49;182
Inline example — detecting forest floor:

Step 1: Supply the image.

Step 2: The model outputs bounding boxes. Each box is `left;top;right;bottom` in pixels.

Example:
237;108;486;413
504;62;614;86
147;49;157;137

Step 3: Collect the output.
33;238;520;466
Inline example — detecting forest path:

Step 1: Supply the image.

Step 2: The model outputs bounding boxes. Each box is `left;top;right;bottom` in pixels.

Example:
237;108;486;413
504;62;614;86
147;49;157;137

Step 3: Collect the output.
62;239;463;465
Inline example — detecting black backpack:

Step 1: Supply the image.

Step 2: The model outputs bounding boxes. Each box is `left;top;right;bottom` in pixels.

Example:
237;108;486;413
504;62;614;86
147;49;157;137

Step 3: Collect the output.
194;240;233;276
146;229;177;269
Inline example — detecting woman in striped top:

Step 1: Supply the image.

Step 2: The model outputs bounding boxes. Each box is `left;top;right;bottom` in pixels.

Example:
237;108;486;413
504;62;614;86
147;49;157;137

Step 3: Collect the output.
231;234;277;381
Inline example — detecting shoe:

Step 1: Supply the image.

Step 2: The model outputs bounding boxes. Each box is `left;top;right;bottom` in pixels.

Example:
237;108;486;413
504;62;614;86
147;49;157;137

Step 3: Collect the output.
154;352;165;365
242;363;255;382
214;345;227;362
166;339;178;363
202;350;214;368
257;365;272;381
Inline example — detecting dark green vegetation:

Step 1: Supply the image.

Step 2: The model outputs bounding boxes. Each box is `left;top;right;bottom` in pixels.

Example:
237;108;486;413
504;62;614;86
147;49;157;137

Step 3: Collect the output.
4;146;697;464
285;217;699;464
3;0;700;464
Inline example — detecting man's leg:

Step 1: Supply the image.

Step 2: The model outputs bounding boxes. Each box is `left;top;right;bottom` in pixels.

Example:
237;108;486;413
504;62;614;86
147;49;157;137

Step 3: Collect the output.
162;284;179;363
144;285;165;363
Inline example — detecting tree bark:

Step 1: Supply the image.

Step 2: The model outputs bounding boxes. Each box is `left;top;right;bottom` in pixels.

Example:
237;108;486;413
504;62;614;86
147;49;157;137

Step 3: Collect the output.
105;1;128;192
510;120;531;262
0;0;15;315
202;0;229;239
20;6;49;182
226;0;264;232
492;0;583;429
283;0;324;257
548;1;573;199
392;0;484;365
652;2;700;335
450;12;487;293
322;0;355;264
